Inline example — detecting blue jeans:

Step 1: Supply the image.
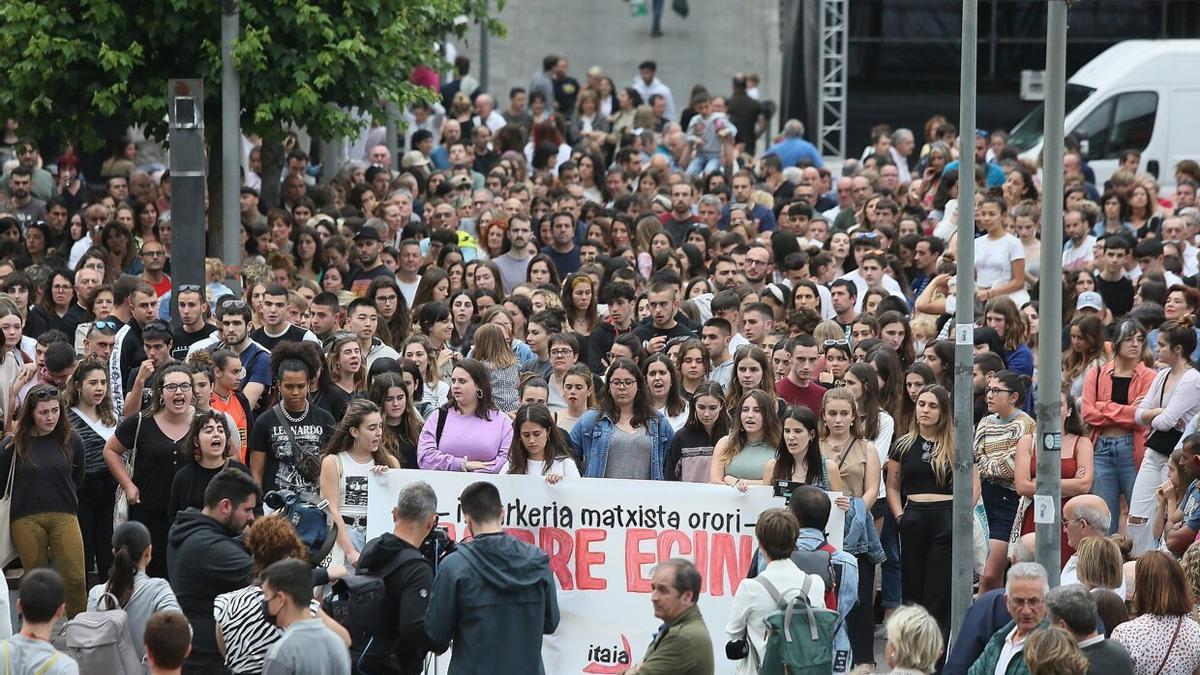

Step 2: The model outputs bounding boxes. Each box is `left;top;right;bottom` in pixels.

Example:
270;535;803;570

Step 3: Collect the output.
881;509;901;608
652;0;664;30
1093;434;1137;534
687;153;721;176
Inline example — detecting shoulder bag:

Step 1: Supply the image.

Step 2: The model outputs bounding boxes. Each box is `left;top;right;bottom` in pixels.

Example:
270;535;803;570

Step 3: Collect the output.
0;437;17;566
113;415;143;526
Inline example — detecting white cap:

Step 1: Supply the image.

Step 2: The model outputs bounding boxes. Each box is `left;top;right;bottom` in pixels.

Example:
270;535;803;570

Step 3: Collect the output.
1076;291;1104;312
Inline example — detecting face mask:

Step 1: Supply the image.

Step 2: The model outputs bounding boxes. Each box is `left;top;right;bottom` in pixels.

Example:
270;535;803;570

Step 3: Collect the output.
261;595;278;628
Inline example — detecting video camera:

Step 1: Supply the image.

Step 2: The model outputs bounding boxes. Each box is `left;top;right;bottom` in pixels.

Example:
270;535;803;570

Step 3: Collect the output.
772;480;803;505
420;527;456;571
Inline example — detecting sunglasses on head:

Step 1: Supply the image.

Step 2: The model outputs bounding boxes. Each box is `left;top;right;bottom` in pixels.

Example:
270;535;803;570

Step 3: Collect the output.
220;299;246;310
93;319;119;331
177;284;203;294
30;386;59;402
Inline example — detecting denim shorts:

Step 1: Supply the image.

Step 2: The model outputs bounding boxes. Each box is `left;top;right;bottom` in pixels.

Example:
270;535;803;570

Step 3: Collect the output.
981;481;1019;540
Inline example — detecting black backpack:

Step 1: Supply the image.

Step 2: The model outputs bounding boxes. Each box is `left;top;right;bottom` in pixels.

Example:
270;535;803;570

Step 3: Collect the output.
322;545;426;674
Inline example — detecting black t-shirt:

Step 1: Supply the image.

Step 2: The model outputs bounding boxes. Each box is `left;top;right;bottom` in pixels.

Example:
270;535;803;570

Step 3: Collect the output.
890;435;953;499
171;324;217;362
348;264;393;297
392;424;418;470
311;385;354;422
168;459;251;522
114;414;187;512
633;320;694;344
248;405;335;493
0;433;86;520
249;324;311;352
726;92;764;153
1095;274;1134;320
553;77;580;116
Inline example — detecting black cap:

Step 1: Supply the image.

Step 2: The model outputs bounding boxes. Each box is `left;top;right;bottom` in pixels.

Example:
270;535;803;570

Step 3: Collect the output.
353;227;381;242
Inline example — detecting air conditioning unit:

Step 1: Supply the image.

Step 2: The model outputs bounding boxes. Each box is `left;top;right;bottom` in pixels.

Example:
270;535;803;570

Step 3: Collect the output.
1021;70;1045;101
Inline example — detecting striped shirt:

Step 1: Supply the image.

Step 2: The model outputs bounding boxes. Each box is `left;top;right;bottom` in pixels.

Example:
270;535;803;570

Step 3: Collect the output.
972;410;1035;486
213;585;321;675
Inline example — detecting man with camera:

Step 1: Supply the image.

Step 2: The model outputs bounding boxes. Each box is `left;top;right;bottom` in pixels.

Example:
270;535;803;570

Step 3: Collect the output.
425;481;560;673
353;480;443;675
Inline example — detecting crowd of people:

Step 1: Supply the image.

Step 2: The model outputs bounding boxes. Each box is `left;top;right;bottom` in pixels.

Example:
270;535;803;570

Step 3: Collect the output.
2;46;1200;674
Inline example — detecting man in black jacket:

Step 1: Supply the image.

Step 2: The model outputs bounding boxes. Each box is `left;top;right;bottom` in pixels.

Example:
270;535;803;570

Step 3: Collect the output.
355;480;440;675
425;481;560;674
167;467;260;675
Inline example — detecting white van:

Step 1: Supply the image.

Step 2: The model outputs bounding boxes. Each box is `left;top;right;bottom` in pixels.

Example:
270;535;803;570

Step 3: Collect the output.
1010;39;1200;191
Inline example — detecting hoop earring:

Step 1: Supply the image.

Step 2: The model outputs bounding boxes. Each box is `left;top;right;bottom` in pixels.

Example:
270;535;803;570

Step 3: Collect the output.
476;390;483;399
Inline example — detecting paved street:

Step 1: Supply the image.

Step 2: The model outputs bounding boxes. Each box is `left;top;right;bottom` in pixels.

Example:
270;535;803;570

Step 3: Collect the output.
462;0;782;125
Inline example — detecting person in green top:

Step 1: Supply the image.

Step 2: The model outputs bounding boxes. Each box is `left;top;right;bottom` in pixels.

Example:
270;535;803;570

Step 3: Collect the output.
624;558;714;675
709;390;781;492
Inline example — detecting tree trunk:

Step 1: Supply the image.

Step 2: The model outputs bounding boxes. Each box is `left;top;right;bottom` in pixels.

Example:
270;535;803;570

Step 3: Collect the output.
259;136;285;211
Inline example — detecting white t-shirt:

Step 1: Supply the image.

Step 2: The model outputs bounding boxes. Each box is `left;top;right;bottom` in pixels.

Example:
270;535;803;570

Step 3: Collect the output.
1062;235;1096;272
503;456;582;478
397;276;420;307
975;233;1029;305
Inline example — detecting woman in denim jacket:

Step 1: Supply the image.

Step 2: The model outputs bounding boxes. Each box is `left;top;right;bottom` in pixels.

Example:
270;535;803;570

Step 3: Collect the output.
570;358;675;480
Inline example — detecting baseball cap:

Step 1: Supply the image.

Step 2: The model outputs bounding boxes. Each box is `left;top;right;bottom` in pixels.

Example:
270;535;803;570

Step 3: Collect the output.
353;227;381;242
1076;291;1104;312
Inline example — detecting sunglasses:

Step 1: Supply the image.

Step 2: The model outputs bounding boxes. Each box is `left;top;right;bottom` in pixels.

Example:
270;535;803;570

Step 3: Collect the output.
177;284;203;294
823;339;849;347
30;386;60;401
220;299;247;309
93;319;119;331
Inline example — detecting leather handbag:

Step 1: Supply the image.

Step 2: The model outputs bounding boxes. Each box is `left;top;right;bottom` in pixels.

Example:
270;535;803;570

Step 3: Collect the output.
113;415;142;525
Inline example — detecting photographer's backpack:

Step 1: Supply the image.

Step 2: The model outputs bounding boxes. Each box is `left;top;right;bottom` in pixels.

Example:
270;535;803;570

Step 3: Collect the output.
755;576;837;675
323;547;425;674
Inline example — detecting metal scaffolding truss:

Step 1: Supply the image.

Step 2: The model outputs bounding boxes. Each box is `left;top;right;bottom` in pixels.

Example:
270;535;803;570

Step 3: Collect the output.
817;0;849;158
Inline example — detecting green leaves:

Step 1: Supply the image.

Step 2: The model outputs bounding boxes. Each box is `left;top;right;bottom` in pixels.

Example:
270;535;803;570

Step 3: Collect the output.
0;0;500;150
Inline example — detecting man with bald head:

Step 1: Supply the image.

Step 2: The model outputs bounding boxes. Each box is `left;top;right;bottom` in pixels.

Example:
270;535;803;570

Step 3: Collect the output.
1059;494;1111;585
472;93;505;134
368;144;391;168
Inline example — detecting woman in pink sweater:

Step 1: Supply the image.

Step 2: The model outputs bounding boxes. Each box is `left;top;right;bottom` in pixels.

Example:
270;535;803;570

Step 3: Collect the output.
417;359;512;473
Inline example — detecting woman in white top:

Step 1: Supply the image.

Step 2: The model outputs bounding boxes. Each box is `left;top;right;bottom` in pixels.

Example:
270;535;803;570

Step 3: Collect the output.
726;508;825;675
1128;319;1200;554
504;404;581;483
646;354;689;432
319;399;398;567
974;195;1028;307
556;364;595;434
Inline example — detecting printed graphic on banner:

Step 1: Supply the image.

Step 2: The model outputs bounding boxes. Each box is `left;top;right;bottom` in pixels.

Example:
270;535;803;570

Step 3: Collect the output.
367;470;844;675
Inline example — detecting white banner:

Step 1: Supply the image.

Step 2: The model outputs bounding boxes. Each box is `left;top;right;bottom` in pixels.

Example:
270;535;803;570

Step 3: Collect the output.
367;469;844;675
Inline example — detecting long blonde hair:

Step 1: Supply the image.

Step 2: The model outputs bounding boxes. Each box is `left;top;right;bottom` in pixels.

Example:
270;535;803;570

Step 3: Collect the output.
892;384;955;486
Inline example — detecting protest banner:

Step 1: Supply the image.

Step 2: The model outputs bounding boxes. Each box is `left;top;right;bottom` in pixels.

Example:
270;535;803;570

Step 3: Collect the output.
367;469;844;675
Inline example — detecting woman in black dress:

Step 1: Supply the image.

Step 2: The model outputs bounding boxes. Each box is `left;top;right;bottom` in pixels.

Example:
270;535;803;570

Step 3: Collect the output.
104;364;194;578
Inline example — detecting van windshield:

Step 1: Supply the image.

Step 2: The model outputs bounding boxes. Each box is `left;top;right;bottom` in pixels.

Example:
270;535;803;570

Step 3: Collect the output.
1008;83;1096;151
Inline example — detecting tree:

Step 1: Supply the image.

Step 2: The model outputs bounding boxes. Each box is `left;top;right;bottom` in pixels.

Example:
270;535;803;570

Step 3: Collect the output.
0;0;503;248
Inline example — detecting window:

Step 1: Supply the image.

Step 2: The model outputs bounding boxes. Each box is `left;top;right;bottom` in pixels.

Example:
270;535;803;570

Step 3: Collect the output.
1106;92;1157;158
1069;91;1158;160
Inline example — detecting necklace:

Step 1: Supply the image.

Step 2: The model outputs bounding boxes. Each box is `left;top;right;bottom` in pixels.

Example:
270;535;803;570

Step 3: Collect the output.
280;402;309;424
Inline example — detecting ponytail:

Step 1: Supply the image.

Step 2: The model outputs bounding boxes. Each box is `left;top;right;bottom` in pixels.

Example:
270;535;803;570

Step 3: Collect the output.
105;521;152;608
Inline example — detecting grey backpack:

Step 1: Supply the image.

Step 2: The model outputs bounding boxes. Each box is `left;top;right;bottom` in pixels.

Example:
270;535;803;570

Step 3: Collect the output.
61;592;143;675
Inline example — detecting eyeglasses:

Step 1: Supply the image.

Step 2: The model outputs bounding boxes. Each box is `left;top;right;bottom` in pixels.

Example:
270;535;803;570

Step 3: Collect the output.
30;386;59;401
608;379;637;389
375;295;398;304
162;382;192;393
744;258;770;267
985;387;1014;396
823;339;849;347
549;348;575;357
1008;597;1043;609
141;250;166;258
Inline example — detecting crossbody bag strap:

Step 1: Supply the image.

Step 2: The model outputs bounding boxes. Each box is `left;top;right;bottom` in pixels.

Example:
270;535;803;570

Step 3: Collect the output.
1153;616;1184;675
837;440;855;469
128;413;142;477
